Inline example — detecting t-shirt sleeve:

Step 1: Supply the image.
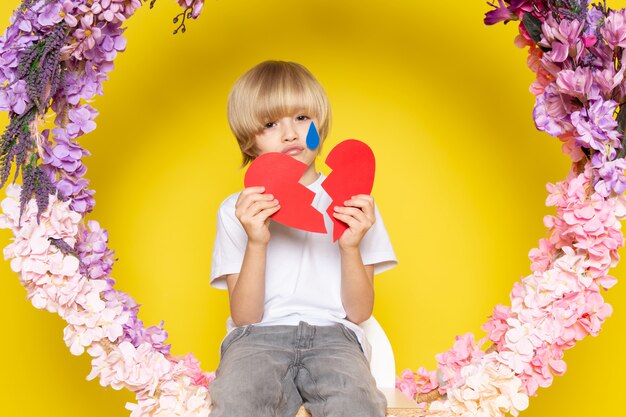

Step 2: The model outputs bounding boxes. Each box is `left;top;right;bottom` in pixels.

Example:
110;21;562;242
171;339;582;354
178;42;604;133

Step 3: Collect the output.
210;197;247;289
359;201;398;275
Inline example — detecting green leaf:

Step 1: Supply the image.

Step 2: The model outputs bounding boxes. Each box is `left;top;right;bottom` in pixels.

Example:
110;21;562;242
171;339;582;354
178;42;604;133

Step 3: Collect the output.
522;13;543;45
617;105;626;158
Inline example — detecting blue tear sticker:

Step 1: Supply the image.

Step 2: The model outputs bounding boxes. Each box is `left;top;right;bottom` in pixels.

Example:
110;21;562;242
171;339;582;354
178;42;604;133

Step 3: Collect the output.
306;122;320;150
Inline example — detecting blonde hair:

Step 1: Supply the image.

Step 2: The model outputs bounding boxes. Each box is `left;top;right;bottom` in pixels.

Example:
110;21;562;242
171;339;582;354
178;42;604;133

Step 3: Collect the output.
227;61;332;166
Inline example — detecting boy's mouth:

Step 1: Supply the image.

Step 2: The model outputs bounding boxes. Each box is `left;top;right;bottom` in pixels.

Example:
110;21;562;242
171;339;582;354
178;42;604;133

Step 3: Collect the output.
282;146;304;156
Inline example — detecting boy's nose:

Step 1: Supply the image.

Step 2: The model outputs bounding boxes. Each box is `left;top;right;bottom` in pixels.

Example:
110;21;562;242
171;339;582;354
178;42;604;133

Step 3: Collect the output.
282;122;298;142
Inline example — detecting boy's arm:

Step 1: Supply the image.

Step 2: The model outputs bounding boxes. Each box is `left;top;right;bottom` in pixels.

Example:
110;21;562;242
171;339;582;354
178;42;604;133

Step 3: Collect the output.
333;194;378;324
226;187;279;326
225;241;269;325
339;249;375;324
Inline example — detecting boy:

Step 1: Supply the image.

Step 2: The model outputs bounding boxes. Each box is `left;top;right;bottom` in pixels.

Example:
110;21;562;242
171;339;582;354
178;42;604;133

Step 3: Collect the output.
209;60;397;417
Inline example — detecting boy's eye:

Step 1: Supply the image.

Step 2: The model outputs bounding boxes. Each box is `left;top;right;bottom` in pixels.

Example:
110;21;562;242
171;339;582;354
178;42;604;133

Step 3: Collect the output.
296;115;310;121
264;121;276;129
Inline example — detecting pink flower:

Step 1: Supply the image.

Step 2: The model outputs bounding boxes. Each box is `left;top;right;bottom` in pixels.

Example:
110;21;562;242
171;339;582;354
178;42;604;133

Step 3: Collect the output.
593;65;626;99
64;323;101;355
0;184;85;312
435;333;486;392
557;133;586;162
539;17;584;63
517;344;566;395
436;356;529;417
601;9;626;49
414;367;440;394
86;341;172;394
528;238;557;273
555;66;593;102
396;371;417;399
526;45;553;96
396;367;439;400
179;352;215;387
576;292;613;336
126;374;212;416
482;304;512;350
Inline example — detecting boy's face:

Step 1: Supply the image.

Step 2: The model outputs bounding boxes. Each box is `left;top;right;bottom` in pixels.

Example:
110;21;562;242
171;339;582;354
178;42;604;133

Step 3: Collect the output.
253;110;322;168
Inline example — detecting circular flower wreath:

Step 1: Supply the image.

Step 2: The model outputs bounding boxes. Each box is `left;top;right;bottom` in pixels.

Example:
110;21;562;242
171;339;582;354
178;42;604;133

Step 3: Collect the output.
1;0;626;416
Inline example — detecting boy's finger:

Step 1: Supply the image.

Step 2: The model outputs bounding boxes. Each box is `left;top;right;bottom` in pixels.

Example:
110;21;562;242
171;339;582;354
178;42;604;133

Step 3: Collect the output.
237;186;265;202
237;186;268;203
238;192;275;211
257;204;281;221
243;186;266;194
248;199;280;216
336;206;370;226
343;197;375;220
335;205;363;217
344;195;373;208
332;211;358;228
350;194;374;201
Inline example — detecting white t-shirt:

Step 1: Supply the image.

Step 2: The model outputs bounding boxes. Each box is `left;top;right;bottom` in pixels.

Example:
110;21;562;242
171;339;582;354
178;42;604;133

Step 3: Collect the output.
210;173;398;360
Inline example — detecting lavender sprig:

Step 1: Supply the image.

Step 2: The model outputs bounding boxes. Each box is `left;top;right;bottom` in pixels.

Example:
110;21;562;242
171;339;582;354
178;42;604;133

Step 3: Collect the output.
0;108;37;188
49;237;81;260
557;0;590;22
15;22;67;113
19;159;63;225
18;0;59;11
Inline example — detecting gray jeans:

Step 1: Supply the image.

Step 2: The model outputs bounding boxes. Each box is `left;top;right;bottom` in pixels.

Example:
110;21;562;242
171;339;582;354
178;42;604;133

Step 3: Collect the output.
209;321;387;417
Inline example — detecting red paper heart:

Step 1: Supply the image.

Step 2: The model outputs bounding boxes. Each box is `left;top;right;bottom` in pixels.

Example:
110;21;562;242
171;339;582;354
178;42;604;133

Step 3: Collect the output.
321;139;376;242
244;152;327;233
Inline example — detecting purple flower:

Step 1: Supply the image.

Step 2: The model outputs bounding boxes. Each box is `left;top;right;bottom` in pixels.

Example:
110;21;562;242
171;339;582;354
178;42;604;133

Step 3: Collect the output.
586;7;604;36
77;220;116;279
62;66;107;105
0;80;29;114
102;289;171;355
485;0;518;25
591;155;626;197
0;87;10;112
63;14;103;60
0;15;39;83
42;128;90;175
56;176;90;198
533;85;578;137
96;23;127;62
570;98;623;156
69;187;96;214
17;18;32;33
83;21;126;65
67;105;98;136
60;0;79;27
37;3;63;27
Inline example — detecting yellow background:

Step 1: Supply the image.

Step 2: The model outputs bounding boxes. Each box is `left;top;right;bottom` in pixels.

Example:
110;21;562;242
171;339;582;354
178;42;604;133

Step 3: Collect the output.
1;1;625;416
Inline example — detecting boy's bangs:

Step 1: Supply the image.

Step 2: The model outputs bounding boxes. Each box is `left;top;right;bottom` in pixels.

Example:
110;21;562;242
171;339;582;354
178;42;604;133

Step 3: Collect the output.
253;77;324;128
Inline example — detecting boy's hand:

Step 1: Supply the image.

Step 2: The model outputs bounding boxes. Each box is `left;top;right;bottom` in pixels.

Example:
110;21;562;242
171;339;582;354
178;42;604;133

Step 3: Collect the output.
235;186;280;245
333;194;376;249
